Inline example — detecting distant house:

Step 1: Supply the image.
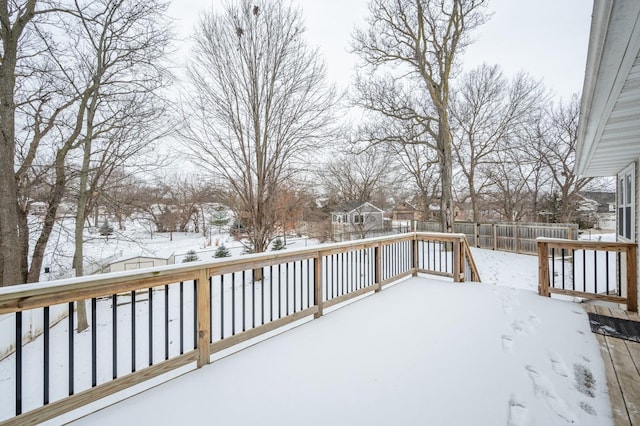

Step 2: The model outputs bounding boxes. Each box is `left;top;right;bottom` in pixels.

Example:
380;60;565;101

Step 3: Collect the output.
577;191;616;230
331;201;384;237
392;202;421;222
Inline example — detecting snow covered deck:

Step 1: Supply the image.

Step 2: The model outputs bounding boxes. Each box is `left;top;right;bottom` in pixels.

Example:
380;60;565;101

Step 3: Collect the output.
69;276;612;426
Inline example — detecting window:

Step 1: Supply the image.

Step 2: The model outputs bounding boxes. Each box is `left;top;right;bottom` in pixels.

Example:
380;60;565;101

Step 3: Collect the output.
353;214;364;223
617;163;635;241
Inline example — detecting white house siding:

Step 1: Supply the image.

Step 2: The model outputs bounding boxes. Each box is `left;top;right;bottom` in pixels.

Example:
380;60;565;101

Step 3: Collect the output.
624;157;640;308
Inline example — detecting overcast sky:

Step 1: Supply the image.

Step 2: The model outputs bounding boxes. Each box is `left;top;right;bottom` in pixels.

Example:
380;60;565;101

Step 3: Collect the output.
167;0;593;102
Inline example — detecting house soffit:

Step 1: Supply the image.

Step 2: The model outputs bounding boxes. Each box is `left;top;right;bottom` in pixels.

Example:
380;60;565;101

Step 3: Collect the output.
578;0;640;177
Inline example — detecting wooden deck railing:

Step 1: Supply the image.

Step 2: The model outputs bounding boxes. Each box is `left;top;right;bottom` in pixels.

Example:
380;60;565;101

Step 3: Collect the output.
537;238;637;312
0;232;480;425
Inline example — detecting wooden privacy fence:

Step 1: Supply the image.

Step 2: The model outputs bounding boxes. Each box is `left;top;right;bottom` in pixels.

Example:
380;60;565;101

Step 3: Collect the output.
0;232;479;425
537;238;637;312
417;221;579;255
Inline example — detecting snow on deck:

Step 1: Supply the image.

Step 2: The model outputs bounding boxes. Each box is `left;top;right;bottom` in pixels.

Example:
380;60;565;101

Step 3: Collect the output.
69;276;612;426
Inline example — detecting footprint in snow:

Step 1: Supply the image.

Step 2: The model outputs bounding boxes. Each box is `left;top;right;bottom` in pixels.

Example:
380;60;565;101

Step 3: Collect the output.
502;335;514;353
526;365;576;423
573;364;596;398
579;401;597;415
507;395;529;426
528;313;541;325
512;320;531;336
548;351;569;377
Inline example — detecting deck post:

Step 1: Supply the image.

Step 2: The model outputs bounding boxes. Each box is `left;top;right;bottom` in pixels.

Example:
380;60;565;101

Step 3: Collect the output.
537;241;550;297
412;236;418;276
375;244;383;292
492;224;497;251
453;237;462;283
627;244;638;312
197;268;211;368
314;253;323;318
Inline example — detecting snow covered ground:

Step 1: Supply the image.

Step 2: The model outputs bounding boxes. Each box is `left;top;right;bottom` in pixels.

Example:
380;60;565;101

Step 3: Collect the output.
36;216;320;280
65;248;613;426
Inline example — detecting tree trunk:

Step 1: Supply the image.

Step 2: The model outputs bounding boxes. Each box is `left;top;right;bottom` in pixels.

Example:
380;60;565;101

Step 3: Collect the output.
73;138;92;333
0;41;23;286
438;118;455;233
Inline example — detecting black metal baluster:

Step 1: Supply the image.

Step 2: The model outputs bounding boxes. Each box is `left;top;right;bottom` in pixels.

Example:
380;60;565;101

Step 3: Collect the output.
307;259;311;308
16;311;22;416
242;270;246;332
164;285;169;360
252;269;256;328
210;277;213;343
149;288;153;366
278;264;282;318
221;275;225;340
427;241;431;270
551;248;555;288
571;250;575;292
561;249;566;290
113;295;118;378
44;306;50;404
92;298;97;387
193;280;197;350
270;265;274;321
179;282;183;355
132;291;137;371
69;302;75;395
262;268;265;325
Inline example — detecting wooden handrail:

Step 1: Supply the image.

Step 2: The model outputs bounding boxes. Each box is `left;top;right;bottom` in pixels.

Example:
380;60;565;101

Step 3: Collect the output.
0;231;480;426
536;238;637;312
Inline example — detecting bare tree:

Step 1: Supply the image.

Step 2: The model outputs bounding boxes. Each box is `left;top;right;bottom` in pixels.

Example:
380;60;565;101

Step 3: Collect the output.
534;95;591;223
0;1;63;285
485;143;536;221
67;0;170;289
5;2;100;285
450;64;545;221
352;0;488;232
321;147;393;205
385;137;441;220
180;0;336;253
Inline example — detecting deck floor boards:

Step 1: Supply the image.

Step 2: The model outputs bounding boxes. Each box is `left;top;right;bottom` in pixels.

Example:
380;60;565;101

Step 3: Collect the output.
584;304;640;426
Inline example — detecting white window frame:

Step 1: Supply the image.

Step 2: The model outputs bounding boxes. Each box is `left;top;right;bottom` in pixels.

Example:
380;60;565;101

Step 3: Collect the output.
617;162;635;242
